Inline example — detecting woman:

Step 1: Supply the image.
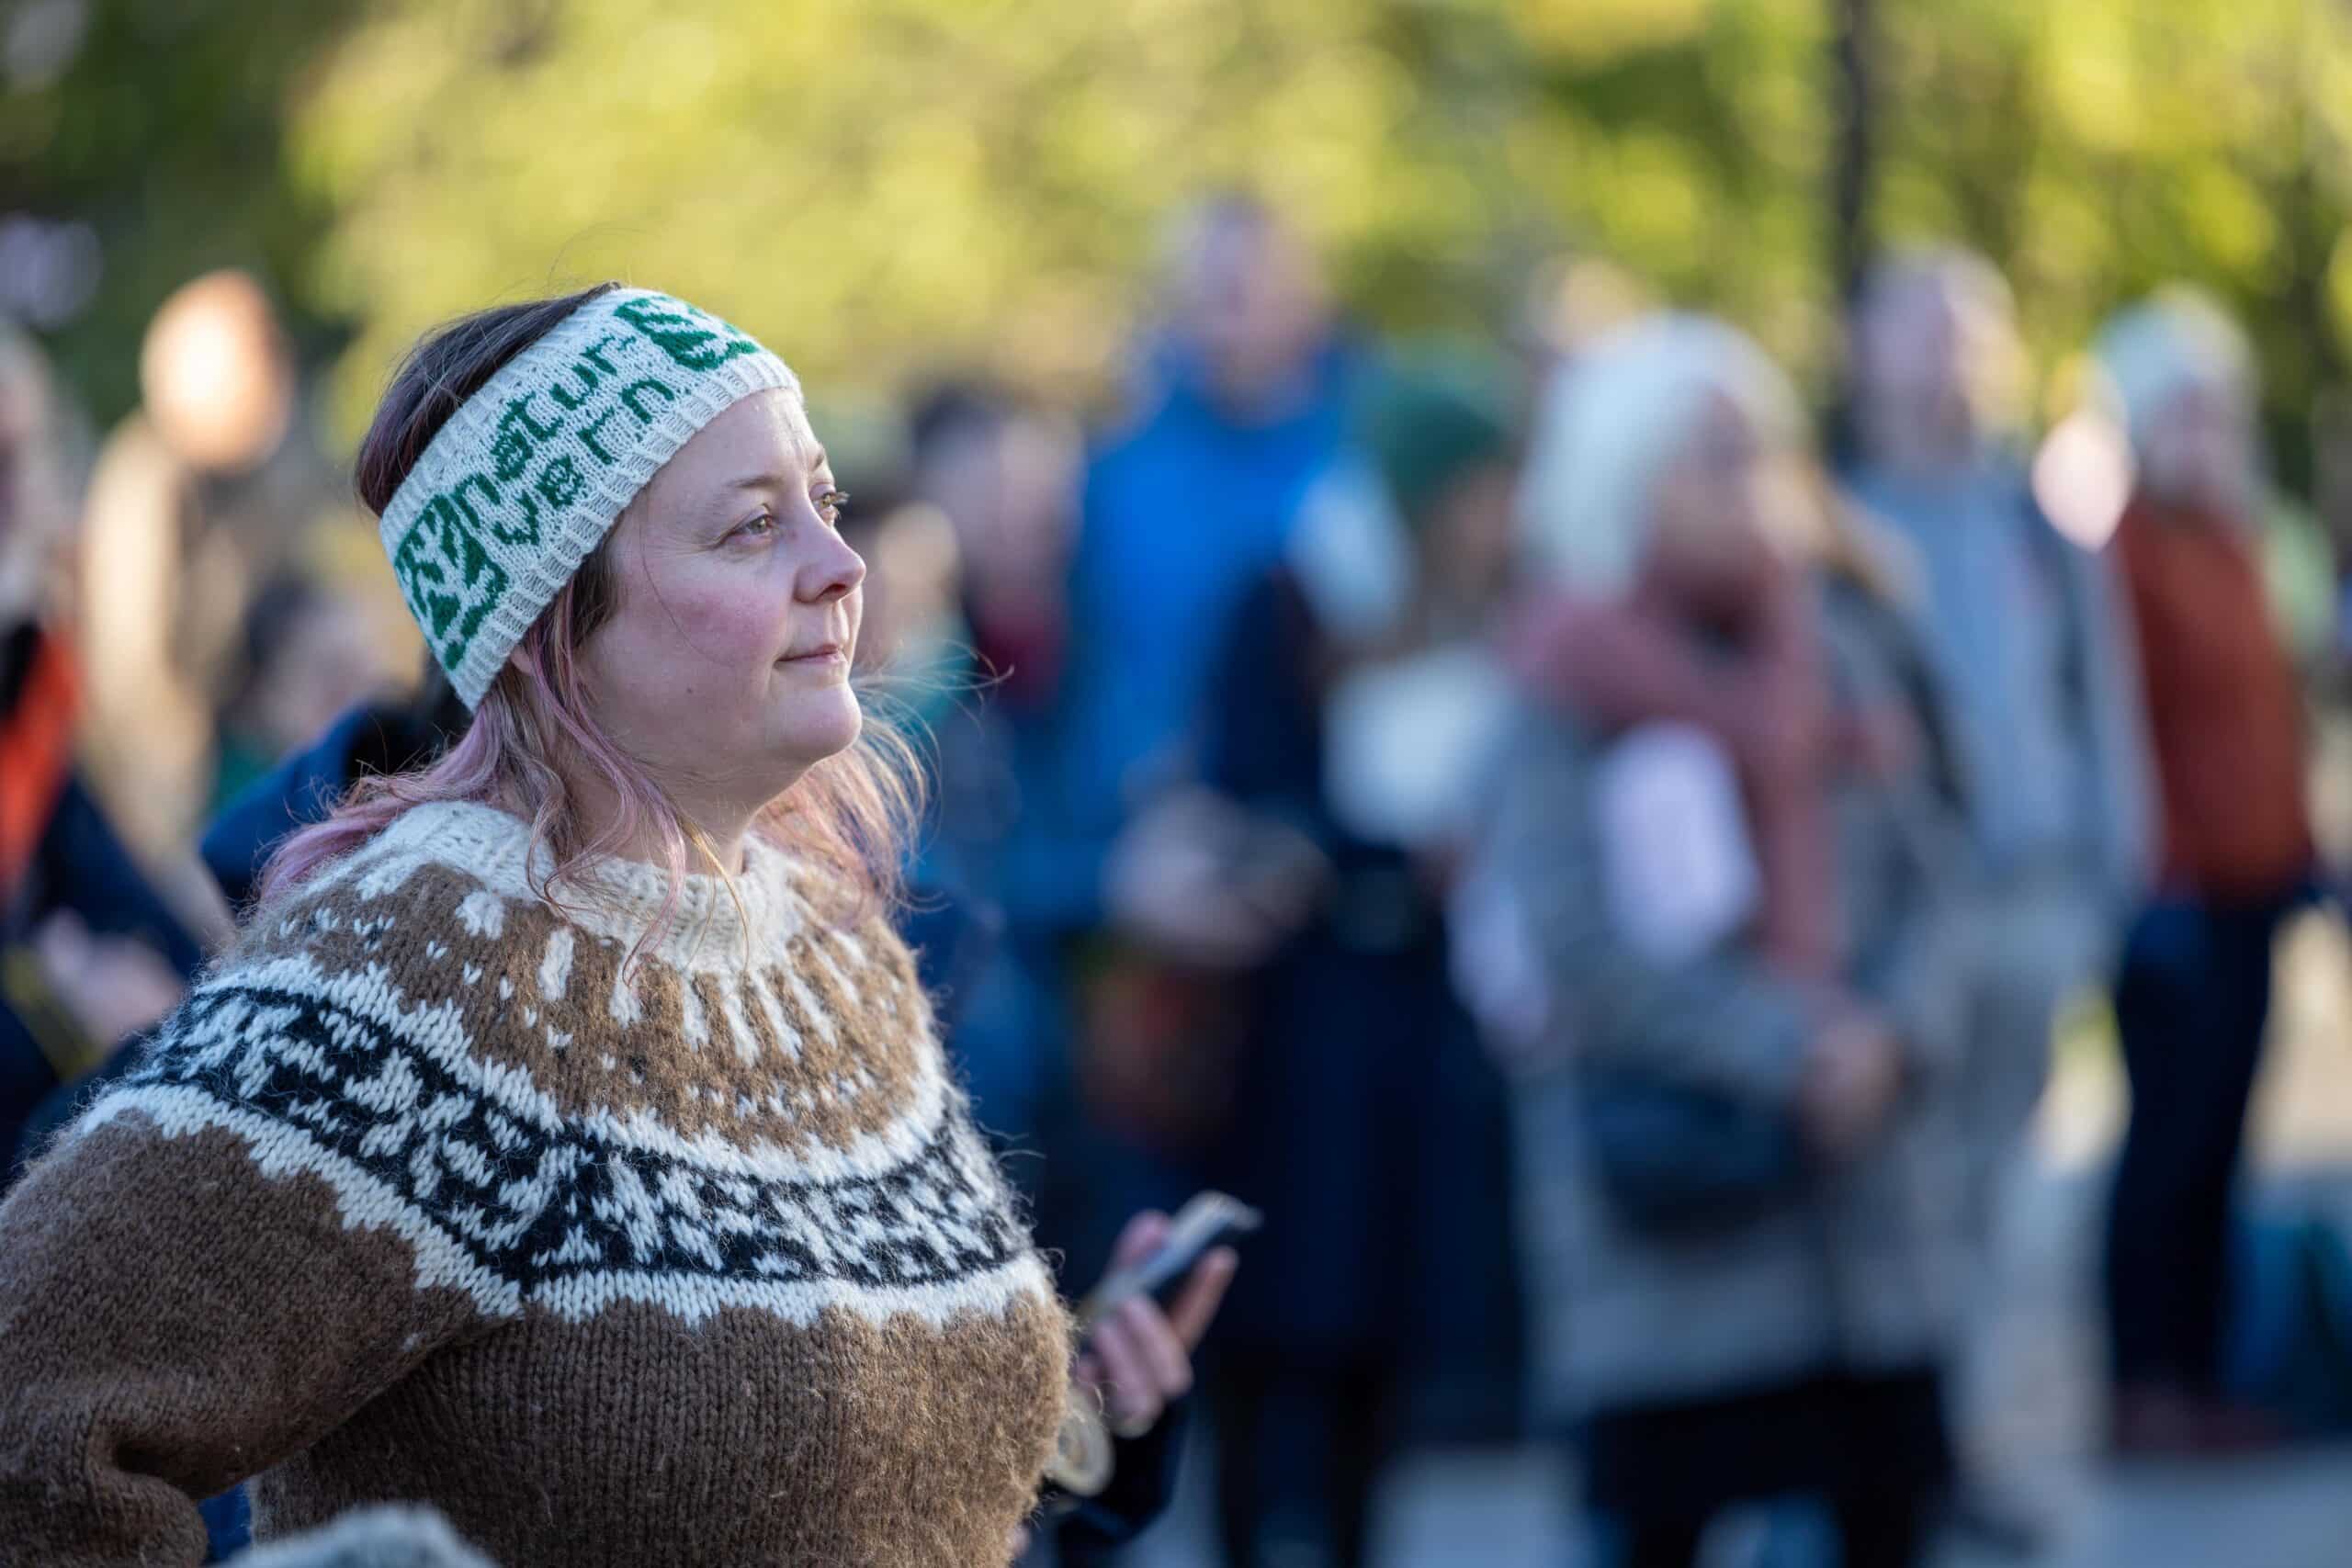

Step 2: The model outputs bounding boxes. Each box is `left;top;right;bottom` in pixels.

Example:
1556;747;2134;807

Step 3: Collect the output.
2096;292;2314;1455
1487;315;1973;1568
0;284;1220;1565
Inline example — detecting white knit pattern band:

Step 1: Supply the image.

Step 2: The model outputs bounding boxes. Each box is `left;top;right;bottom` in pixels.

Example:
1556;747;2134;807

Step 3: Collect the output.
378;288;797;707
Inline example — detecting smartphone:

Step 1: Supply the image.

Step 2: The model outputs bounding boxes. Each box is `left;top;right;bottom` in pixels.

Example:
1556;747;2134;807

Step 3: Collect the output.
1076;1190;1261;1332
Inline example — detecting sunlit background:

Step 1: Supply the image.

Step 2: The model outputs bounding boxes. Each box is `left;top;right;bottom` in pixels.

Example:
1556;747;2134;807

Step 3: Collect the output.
12;3;2352;1564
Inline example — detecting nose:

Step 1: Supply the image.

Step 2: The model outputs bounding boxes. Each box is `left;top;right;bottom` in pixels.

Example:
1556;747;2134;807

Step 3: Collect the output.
797;516;866;605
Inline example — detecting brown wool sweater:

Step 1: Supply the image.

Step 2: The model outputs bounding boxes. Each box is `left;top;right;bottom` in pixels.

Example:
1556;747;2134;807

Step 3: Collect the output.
0;801;1070;1566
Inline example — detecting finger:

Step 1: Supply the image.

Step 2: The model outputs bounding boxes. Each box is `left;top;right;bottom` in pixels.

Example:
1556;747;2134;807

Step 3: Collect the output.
1072;1349;1103;1393
1118;1298;1193;1399
1110;1210;1170;1273
1165;1246;1238;1350
1089;1318;1159;1427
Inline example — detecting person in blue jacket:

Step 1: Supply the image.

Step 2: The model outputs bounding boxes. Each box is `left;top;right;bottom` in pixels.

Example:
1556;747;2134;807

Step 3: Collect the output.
1054;194;1361;929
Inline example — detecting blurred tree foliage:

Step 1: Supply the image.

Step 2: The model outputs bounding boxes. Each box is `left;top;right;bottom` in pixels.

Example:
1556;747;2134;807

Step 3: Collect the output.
13;0;2352;488
0;0;365;426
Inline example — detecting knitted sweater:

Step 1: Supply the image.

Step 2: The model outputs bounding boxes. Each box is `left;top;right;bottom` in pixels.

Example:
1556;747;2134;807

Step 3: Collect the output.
0;801;1070;1566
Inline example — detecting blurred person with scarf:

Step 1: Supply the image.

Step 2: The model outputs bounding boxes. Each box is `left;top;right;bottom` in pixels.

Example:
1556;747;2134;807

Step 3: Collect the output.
2096;292;2317;1457
1484;315;1975;1568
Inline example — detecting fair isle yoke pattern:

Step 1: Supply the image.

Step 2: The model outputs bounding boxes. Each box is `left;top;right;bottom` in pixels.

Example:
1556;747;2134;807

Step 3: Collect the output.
378;288;797;706
74;801;1055;1329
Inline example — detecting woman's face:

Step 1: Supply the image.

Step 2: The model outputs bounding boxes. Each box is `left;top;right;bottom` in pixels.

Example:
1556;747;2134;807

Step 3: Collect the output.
1645;389;1778;605
571;389;866;813
2140;377;2257;518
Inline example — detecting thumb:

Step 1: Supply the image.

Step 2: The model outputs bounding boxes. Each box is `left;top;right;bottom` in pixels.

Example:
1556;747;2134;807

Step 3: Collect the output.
1110;1211;1170;1273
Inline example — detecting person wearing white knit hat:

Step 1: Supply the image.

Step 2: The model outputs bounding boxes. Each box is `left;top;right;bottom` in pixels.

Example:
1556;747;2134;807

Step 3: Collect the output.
1490;312;1972;1568
2095;288;2314;1458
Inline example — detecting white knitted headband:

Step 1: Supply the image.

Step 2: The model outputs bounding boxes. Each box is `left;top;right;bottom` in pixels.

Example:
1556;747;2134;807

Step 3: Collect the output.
379;288;798;707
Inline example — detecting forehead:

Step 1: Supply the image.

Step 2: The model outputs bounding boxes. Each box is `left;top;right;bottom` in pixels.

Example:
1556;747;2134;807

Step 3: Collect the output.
641;389;822;506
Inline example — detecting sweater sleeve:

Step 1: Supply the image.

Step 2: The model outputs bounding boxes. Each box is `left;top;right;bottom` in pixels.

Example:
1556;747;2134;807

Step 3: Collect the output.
0;975;495;1565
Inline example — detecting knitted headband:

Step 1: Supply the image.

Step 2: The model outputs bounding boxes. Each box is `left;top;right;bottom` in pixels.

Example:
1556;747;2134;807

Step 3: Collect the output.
379;288;798;707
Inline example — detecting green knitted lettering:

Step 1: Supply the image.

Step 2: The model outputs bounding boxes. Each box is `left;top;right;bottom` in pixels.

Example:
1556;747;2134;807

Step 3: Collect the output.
393;495;506;666
491;393;563;483
455;470;539;547
577;407;623;466
548;361;600;412
622;378;677;423
535;454;586;509
614;295;760;372
579;334;626;378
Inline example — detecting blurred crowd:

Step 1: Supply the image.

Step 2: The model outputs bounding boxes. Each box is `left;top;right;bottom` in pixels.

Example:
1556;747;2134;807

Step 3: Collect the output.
6;195;2351;1568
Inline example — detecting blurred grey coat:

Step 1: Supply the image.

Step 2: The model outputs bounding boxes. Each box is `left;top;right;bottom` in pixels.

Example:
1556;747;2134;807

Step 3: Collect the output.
1486;579;1979;1423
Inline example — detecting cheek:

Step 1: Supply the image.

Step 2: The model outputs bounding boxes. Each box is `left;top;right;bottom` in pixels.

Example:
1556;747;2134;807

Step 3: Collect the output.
594;580;789;712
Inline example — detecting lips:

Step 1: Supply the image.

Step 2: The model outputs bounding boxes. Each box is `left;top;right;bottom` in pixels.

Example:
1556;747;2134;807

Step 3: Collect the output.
780;640;845;663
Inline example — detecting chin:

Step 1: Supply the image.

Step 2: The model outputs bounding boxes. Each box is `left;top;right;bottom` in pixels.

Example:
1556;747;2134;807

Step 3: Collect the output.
779;688;865;763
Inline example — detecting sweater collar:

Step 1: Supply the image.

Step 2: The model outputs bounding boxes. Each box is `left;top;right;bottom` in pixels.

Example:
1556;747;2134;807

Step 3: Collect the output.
345;800;813;974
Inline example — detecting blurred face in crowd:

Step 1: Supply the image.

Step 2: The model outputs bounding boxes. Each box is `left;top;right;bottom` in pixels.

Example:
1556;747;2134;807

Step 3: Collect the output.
1645;389;1781;612
568;389;867;818
1423;458;1521;614
1852;266;2026;472
921;412;1077;609
1175;211;1331;415
1854;275;1971;458
2138;375;2258;520
247;592;386;752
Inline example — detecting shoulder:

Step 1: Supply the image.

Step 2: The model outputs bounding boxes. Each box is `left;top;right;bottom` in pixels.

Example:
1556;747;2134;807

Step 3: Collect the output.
230;800;543;974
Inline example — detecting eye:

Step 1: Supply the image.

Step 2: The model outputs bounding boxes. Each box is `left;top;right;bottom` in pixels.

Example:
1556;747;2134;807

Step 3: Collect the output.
729;510;779;543
815;486;851;527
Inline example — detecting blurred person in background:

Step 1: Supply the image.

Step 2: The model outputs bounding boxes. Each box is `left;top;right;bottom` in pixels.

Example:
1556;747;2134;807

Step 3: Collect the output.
1068;192;1354;815
2096;292;2317;1457
1842;249;2153;1544
0;323;202;1176
1487;316;1973;1568
1111;366;1522;1565
1051;192;1363;1298
884;383;1239;1560
209;571;394;813
894;383;1088;1181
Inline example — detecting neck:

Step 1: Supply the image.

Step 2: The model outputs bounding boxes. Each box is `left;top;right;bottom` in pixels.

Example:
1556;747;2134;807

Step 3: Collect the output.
561;768;797;880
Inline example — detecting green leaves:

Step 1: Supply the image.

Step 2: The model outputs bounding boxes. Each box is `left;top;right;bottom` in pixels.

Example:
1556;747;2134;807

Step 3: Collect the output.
17;0;2351;493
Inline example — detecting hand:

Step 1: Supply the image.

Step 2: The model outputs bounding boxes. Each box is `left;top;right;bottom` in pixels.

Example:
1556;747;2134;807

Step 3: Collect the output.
33;910;183;1052
1798;1012;1903;1158
1075;1210;1238;1438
